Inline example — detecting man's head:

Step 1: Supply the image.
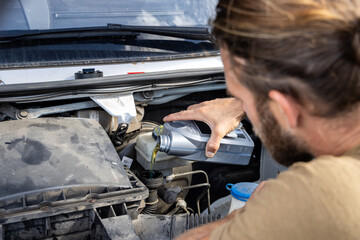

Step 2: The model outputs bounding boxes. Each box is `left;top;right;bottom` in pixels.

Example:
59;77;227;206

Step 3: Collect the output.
213;0;360;166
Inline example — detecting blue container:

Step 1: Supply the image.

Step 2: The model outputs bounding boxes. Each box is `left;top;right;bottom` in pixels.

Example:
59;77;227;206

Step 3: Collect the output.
226;182;258;213
226;182;258;202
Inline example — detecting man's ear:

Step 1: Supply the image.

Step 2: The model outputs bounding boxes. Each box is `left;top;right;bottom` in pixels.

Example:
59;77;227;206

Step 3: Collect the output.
268;90;300;128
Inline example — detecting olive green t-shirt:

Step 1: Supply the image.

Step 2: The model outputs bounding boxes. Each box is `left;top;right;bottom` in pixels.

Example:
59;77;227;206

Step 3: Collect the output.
210;146;360;240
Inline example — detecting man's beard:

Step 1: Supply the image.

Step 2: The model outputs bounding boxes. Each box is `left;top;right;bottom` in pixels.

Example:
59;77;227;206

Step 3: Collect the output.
254;102;314;167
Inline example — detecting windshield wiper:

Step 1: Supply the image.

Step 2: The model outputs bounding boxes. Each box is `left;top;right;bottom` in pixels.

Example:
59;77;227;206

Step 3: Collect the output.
0;27;139;43
0;24;211;43
107;24;211;40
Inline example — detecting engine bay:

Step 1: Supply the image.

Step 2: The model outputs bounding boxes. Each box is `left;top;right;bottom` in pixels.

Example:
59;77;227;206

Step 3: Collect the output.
0;81;266;239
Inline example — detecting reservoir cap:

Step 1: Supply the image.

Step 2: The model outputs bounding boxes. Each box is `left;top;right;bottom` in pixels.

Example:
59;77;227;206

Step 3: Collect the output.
226;182;258;201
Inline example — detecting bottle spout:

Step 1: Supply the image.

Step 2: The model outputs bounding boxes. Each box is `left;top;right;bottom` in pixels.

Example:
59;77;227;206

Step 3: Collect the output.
152;125;163;140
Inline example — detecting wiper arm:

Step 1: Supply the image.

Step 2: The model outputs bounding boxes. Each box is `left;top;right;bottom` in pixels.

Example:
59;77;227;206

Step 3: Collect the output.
0;27;139;43
107;24;211;41
0;24;211;43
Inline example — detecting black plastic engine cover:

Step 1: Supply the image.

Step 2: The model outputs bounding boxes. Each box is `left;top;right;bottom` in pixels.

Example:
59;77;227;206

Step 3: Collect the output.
0;117;132;199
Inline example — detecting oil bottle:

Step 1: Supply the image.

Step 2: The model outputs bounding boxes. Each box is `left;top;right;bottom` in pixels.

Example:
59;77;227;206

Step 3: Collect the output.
153;120;254;165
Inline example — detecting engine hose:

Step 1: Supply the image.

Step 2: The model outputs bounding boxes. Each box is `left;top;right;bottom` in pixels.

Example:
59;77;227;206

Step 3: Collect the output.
142;199;158;215
168;170;211;215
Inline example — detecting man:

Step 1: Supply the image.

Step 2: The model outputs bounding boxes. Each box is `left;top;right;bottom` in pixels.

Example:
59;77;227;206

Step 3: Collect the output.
164;0;360;239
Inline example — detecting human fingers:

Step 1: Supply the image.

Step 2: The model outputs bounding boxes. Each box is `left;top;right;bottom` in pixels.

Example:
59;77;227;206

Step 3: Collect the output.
205;129;224;158
186;101;209;110
163;109;203;122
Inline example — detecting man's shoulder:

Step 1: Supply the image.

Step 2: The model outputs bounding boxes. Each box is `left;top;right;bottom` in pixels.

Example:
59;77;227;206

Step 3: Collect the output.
270;152;360;209
210;153;360;240
287;152;360;184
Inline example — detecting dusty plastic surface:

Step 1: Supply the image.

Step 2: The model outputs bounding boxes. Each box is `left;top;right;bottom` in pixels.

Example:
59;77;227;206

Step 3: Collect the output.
0;117;132;199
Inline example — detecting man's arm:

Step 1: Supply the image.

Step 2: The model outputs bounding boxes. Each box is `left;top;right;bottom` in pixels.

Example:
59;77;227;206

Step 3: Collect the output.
176;182;266;240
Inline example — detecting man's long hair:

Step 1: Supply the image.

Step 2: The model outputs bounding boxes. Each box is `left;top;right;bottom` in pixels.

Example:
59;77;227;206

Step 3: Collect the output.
213;0;360;117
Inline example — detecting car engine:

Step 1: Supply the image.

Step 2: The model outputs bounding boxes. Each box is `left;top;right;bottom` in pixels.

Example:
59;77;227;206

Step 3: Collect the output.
0;77;271;239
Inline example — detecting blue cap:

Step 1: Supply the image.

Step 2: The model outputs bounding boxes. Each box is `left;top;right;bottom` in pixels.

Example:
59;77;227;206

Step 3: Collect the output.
226;182;258;202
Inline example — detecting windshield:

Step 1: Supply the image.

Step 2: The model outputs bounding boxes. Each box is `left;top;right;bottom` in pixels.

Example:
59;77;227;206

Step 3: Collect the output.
0;0;219;69
0;0;218;31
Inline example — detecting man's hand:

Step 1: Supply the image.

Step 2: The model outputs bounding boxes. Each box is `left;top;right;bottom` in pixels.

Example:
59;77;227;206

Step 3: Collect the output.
163;98;245;158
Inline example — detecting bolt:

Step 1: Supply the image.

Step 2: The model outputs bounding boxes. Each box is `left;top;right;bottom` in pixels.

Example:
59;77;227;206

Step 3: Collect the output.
18;110;28;119
142;91;153;99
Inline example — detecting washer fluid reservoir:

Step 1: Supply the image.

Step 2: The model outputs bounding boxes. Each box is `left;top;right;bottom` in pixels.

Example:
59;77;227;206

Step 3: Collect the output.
153;120;254;165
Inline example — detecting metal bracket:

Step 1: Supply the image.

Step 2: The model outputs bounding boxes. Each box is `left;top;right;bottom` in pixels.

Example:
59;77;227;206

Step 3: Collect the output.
91;94;136;124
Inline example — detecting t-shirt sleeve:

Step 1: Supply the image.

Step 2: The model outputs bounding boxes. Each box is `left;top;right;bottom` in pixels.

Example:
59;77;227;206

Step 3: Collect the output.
209;160;338;240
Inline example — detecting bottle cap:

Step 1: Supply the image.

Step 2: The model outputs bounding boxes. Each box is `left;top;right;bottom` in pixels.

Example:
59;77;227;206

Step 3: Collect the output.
226;182;258;202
